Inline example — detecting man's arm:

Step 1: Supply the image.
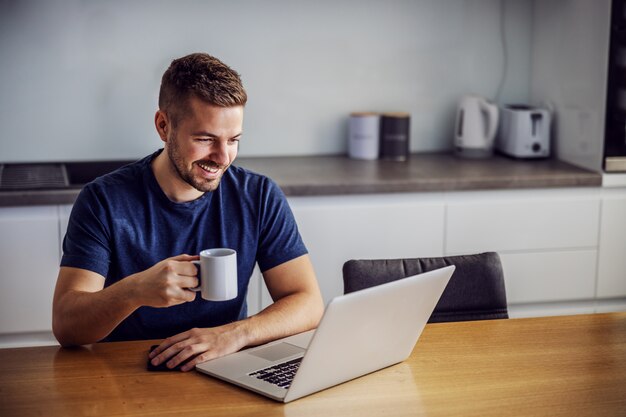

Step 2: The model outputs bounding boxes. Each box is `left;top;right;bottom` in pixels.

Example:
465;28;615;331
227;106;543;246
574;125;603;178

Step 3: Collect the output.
149;254;324;371
52;255;199;346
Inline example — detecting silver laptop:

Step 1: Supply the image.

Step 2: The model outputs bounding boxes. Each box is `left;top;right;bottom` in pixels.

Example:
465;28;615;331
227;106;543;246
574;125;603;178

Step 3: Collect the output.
195;265;455;403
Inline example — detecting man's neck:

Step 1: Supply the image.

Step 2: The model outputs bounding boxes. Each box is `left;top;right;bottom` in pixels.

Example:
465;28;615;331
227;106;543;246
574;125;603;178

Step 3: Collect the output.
151;150;204;203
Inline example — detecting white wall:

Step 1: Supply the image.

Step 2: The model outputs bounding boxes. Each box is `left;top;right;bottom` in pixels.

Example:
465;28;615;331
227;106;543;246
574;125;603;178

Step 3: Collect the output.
0;0;533;162
530;0;611;172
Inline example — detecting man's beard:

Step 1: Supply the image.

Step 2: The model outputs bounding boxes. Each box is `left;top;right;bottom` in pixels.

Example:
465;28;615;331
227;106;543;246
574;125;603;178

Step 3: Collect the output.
167;137;228;193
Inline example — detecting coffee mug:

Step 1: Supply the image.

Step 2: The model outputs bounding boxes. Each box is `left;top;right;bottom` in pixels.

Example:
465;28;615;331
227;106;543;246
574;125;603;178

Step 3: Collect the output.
191;248;238;301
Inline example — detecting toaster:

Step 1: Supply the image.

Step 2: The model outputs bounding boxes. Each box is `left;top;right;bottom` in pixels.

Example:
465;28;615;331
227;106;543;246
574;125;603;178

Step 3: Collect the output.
496;105;551;158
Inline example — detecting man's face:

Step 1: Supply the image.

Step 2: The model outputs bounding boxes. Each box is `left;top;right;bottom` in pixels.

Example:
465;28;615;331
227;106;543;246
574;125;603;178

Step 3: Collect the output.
164;97;243;193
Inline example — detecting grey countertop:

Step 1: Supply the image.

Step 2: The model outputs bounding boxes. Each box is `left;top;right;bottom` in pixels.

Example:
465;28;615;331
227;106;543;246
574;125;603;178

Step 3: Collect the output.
237;153;601;196
0;153;602;207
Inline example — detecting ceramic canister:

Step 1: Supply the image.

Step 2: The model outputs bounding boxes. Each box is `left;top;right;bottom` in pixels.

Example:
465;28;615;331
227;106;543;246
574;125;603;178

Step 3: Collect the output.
348;112;380;160
379;112;410;161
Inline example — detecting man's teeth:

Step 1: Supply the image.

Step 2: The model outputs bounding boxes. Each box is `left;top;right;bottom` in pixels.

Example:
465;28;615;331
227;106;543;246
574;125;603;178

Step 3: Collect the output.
198;162;219;173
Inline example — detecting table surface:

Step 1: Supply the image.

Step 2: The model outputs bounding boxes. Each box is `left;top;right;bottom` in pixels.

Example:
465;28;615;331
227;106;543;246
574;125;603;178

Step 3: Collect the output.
1;312;624;417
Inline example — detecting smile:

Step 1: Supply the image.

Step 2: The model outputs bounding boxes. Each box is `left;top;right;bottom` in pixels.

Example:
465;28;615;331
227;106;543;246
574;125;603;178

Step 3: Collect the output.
197;161;220;174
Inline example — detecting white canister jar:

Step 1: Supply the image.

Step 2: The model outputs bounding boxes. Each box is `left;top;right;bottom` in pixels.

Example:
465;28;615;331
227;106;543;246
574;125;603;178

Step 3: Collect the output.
348;112;380;160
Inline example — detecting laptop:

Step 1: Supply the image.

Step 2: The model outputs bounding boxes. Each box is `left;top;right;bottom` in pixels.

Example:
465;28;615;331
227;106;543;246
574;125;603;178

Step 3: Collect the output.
195;265;455;403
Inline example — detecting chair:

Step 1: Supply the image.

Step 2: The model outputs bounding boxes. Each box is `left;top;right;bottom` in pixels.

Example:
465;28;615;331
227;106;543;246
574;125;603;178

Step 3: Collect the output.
342;252;508;323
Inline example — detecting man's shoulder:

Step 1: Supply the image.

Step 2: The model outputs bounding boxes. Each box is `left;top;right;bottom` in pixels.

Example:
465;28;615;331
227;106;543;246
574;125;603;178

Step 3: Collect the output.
225;165;274;189
80;155;151;200
220;165;286;206
226;164;264;179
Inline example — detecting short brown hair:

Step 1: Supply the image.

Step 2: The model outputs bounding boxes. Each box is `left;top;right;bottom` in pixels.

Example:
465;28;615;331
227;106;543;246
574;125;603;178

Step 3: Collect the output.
159;53;247;126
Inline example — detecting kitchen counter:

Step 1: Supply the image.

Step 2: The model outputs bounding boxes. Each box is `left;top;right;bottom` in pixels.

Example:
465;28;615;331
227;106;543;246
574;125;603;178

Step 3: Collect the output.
0;153;602;207
237;153;601;195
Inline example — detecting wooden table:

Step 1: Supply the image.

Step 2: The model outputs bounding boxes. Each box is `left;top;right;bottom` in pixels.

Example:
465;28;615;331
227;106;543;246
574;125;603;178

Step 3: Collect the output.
1;313;625;417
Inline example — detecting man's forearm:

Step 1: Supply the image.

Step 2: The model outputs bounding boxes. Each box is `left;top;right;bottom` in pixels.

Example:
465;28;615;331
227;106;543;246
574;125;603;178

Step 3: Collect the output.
148;289;324;372
52;279;140;346
241;290;324;348
147;255;324;371
237;255;324;348
53;256;199;347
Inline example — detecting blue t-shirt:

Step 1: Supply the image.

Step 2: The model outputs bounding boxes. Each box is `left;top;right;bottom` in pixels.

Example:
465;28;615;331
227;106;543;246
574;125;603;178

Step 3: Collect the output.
60;150;307;342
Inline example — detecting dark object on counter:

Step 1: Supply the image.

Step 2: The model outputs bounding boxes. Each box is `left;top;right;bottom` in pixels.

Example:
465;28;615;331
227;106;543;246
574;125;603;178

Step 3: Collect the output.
603;0;626;172
0;163;67;190
64;160;135;186
0;160;135;190
379;113;410;161
342;252;508;323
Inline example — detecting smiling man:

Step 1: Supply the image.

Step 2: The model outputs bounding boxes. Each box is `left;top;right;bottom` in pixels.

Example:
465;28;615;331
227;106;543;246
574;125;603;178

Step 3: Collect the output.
52;53;324;371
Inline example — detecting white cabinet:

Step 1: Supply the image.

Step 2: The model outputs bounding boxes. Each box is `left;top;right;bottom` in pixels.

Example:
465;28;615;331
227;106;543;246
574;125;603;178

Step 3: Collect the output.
445;189;600;253
444;188;602;313
287;193;446;306
0;206;60;343
249;187;622;319
597;189;626;298
498;251;597;303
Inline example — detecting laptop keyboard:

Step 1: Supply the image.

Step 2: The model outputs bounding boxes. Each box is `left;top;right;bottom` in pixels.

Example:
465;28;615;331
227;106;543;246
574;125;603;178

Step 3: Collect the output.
248;357;303;389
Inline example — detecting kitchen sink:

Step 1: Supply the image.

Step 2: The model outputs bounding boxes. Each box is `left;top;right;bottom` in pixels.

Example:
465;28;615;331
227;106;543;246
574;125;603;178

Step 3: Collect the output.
64;160;134;187
0;160;134;190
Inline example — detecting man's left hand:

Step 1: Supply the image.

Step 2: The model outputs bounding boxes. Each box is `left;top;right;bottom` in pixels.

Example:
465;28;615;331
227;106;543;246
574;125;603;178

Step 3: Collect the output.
148;323;248;372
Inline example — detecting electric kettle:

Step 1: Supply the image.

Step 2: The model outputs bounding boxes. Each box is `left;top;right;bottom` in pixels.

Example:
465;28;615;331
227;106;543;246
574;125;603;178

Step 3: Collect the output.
454;95;499;158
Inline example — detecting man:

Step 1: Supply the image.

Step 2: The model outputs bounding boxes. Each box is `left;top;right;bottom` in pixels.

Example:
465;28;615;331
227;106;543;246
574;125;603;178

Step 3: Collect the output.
52;53;324;372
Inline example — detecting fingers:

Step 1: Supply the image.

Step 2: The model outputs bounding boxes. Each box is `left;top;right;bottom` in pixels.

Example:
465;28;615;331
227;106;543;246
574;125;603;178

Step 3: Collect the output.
139;256;200;307
149;328;236;372
178;275;199;290
165;258;198;279
149;331;208;372
179;350;215;372
165;256;200;291
167;258;199;289
161;255;199;280
169;254;200;262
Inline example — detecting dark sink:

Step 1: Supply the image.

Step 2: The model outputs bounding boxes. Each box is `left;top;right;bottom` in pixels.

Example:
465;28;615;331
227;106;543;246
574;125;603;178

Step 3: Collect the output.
64;160;135;187
0;160;135;191
0;163;67;190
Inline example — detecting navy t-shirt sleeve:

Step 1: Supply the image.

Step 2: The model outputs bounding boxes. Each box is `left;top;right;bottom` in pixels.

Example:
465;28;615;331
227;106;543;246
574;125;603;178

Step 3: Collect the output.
255;178;308;272
60;184;112;278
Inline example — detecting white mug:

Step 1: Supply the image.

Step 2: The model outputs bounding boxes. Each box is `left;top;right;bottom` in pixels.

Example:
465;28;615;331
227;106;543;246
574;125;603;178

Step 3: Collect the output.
191;248;238;301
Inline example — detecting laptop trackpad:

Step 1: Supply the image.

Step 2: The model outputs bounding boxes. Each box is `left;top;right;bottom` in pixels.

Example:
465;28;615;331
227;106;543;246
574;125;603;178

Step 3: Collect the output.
250;343;305;362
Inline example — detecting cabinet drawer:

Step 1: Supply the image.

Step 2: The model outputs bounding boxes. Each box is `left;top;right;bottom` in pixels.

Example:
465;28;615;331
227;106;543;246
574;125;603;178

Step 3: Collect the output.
446;190;600;253
500;250;597;304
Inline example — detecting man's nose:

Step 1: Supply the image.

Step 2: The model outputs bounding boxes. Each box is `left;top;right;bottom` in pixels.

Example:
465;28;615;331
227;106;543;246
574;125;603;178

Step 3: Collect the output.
210;141;230;166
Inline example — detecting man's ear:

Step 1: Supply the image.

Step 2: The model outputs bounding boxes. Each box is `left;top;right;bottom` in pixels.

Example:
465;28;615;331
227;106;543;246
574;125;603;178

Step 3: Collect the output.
154;110;169;142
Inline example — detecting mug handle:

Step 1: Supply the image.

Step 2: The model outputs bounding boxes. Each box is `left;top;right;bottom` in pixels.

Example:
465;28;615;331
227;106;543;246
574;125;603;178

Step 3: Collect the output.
189;260;202;292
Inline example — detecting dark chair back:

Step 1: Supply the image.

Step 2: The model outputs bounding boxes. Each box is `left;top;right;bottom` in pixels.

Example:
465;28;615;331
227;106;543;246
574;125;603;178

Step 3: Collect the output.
342;252;508;323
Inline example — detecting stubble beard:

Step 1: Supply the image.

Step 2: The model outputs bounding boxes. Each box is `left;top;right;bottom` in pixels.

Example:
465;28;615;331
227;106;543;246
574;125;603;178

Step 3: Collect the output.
166;135;228;193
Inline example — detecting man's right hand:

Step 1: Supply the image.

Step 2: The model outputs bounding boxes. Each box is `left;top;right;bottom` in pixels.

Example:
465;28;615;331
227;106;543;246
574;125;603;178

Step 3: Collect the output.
130;254;200;308
53;254;201;346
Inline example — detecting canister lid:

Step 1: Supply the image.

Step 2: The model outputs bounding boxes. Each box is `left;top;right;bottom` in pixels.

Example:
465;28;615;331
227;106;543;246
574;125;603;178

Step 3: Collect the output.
350;112;380;117
381;112;410;118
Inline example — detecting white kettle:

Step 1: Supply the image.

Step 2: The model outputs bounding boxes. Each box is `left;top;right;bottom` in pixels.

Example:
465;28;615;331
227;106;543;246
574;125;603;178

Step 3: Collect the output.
454;95;499;158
